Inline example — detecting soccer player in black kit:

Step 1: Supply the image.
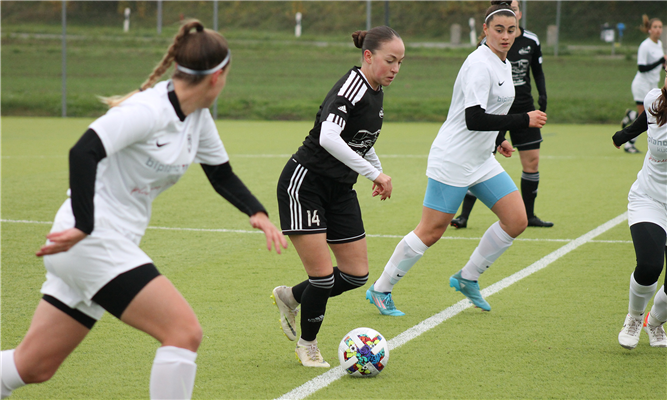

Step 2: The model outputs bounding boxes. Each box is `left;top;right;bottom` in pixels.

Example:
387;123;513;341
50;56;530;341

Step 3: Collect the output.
451;0;553;229
271;26;404;367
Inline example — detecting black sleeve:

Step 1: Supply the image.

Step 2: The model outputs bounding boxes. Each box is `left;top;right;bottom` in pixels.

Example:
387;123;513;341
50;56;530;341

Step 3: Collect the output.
201;163;267;217
532;60;547;112
465;105;530;132
495;130;508;148
612;111;648;147
70;129;107;235
638;58;666;73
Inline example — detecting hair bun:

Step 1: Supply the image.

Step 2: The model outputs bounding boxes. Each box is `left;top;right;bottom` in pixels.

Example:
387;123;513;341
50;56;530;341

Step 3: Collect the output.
196;24;204;33
351;30;367;49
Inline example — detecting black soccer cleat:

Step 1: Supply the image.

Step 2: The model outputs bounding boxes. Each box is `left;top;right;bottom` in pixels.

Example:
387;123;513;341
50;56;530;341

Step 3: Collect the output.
450;216;468;229
527;216;554;228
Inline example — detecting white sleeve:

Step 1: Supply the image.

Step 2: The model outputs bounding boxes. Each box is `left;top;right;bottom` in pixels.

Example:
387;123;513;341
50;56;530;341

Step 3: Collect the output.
637;42;649;65
194;110;229;165
463;61;492;110
89;103;156;156
320;120;381;181
363;147;382;172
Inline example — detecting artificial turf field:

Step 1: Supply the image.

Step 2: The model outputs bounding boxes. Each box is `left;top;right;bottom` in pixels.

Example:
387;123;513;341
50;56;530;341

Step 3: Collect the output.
1;117;665;399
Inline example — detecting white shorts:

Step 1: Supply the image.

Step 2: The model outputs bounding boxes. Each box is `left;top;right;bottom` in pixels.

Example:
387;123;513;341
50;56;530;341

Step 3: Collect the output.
40;200;152;320
631;76;655;103
628;185;667;242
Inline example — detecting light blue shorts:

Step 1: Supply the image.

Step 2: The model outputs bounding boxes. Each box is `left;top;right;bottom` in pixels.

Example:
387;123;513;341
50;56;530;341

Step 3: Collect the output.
423;172;518;214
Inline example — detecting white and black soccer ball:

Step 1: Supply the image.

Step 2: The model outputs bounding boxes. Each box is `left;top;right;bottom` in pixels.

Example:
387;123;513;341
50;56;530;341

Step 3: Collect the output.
621;109;638;129
338;327;389;377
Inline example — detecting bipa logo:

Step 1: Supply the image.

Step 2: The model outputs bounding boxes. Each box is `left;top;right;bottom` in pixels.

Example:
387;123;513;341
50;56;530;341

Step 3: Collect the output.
379;108;384;118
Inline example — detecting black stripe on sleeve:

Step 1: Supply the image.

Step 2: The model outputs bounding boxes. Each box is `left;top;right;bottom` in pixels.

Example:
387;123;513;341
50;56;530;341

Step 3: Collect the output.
201;162;267;217
70;129;107;235
465;105;530;132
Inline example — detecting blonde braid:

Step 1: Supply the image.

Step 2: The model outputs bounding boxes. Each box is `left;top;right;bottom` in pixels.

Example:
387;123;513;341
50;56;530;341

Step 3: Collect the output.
99;20;203;108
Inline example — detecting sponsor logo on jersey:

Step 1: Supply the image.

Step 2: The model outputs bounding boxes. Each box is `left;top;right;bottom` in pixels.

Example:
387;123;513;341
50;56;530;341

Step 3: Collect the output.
156;140;170;147
497;95;515;104
338;105;347;113
498;81;505;86
518;46;531;55
145;157;189;174
379;108;384;118
348;129;381;156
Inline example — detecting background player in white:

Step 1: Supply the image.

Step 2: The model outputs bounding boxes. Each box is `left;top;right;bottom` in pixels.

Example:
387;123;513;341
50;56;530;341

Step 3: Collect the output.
0;20;286;400
613;69;667;349
367;3;546;316
271;27;403;367
451;0;553;230
624;15;665;154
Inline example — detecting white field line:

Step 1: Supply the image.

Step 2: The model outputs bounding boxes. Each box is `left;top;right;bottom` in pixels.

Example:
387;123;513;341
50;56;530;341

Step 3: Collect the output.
274;212;628;400
0;219;631;244
1;154;619;160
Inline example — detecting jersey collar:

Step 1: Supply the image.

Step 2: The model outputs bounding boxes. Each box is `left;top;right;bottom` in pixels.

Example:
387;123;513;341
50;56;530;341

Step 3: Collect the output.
167;80;187;122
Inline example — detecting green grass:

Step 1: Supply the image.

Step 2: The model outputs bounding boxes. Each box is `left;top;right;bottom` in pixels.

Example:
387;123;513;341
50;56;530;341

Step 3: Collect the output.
3;24;663;123
2;117;664;399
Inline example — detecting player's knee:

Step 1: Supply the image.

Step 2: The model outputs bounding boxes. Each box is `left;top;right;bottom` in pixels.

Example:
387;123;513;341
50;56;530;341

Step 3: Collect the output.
20;360;60;384
163;319;203;352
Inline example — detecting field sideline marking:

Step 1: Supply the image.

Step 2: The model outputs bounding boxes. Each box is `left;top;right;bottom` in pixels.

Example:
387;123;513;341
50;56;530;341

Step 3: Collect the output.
0;219;631;244
274;212;628;400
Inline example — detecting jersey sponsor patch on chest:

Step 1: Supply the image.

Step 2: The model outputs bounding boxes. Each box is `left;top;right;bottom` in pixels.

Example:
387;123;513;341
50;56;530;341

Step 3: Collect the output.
518;46;531;55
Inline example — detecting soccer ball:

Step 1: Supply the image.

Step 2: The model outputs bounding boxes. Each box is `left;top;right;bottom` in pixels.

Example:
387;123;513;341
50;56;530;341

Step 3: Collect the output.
338;327;389;377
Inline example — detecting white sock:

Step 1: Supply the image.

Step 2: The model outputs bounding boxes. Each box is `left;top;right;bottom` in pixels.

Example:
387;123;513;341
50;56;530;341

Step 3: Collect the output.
374;231;429;292
649;285;667;324
628;273;657;319
150;346;197;400
297;338;316;347
1;350;25;399
461;222;514;281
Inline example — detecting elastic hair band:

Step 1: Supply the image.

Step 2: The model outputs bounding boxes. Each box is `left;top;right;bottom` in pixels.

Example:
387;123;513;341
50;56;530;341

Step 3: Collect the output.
485;8;516;23
176;51;231;76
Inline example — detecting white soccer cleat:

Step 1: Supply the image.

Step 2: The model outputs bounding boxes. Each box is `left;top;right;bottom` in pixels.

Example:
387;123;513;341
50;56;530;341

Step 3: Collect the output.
271;286;298;341
618;314;643;350
644;315;667;348
295;342;330;368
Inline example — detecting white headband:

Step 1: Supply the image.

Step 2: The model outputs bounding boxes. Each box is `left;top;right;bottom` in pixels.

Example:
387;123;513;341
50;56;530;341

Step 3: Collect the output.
176;51;231;76
485;8;516;23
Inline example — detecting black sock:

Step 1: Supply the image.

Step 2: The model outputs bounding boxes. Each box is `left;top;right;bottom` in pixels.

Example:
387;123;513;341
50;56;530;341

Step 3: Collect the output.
521;171;539;218
459;192;477;219
291;279;309;304
330;267;368;297
300;273;334;341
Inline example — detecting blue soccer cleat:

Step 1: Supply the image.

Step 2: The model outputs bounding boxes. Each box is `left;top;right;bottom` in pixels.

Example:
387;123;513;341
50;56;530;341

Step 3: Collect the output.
366;284;405;316
449;270;491;311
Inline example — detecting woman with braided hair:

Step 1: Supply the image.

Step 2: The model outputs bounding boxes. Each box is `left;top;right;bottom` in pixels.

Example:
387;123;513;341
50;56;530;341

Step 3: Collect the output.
0;20;286;399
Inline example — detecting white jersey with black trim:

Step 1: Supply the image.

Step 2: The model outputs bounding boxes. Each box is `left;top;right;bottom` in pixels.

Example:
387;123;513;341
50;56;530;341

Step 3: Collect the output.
427;45;515;187
633;38;665;89
76;80;229;240
631;88;667;204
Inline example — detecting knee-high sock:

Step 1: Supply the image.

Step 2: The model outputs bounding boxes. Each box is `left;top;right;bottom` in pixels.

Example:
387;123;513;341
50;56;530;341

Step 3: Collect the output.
330;267;368;297
299;273;334;341
374;231;429;293
521;171;539;219
459;191;477;219
291;279;309;304
462;221;514;281
150;346;197;400
649;286;667;324
1;350;25;399
628;273;658;319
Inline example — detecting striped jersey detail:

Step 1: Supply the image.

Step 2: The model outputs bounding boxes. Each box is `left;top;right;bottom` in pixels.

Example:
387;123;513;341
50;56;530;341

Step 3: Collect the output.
326;113;346;130
523;29;540;45
287;163;308;230
337;70;368;106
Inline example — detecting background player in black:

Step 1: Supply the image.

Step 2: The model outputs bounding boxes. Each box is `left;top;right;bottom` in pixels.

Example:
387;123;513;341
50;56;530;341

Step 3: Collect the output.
451;0;553;229
271;26;404;368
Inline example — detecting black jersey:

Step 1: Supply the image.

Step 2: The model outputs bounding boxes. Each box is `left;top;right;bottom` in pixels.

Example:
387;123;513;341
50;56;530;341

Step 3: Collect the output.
293;67;384;184
507;28;546;110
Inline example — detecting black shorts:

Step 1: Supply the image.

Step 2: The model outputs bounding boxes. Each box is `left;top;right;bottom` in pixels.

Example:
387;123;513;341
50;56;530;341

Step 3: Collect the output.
505;103;542;151
277;158;365;244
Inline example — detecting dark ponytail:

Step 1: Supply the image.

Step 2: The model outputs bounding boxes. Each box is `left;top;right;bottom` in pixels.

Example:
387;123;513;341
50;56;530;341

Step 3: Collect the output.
649;87;667;127
351;26;400;53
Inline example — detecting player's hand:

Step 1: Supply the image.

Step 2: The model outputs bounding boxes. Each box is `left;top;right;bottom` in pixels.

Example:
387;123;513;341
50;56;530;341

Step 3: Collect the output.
372;173;392;201
538;95;547;112
497;140;515;158
527;110;547;128
36;228;87;257
249;212;288;254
